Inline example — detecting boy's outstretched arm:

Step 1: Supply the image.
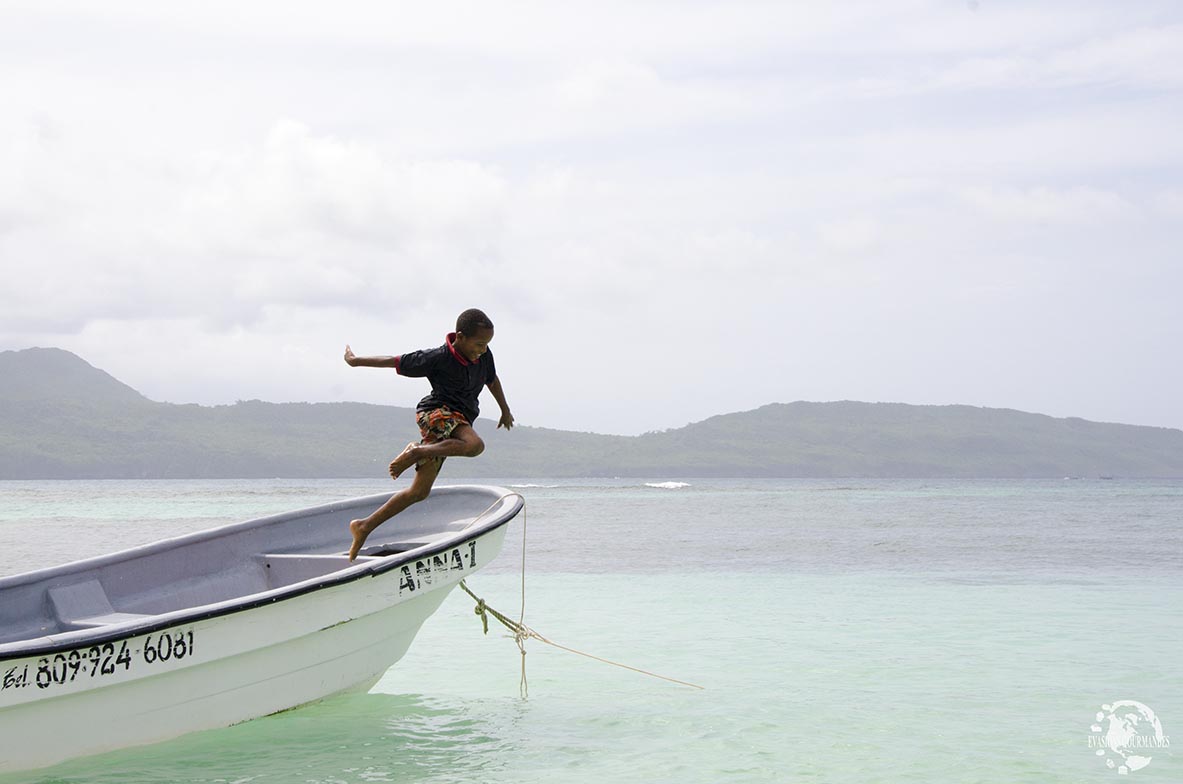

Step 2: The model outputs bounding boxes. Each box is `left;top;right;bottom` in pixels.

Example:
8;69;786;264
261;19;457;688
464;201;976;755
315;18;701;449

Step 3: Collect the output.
343;344;399;368
487;377;514;430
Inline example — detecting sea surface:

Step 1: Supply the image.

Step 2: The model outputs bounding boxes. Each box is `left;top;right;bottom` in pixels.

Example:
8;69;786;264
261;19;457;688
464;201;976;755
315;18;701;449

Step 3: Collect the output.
0;478;1180;783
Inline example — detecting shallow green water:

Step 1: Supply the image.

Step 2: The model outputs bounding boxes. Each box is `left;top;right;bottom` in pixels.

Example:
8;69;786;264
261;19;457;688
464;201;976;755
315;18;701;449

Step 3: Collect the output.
1;479;1180;783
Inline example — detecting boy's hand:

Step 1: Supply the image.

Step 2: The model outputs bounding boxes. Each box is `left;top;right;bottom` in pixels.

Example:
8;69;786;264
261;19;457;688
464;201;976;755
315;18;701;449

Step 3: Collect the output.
497;411;515;430
344;345;357;367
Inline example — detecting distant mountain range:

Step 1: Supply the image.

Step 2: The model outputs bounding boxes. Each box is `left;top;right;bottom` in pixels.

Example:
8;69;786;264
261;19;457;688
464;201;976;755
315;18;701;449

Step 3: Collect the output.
2;347;1182;479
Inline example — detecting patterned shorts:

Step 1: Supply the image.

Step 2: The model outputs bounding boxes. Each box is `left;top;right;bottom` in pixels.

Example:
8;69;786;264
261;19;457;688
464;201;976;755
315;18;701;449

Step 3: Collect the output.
414;407;470;469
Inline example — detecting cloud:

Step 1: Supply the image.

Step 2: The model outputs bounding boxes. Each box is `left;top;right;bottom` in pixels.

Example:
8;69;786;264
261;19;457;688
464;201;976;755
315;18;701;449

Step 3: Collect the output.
817;217;883;255
933;24;1183;92
958;185;1140;224
172;120;505;256
1154;188;1183;218
0;118;506;332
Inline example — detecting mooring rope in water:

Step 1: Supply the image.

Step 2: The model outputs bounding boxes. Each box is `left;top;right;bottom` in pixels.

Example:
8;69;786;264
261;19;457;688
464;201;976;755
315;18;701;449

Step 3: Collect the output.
458;493;704;695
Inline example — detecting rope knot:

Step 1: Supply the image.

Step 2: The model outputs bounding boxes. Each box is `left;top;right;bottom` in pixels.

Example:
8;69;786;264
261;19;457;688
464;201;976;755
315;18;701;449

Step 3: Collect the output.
473;598;489;635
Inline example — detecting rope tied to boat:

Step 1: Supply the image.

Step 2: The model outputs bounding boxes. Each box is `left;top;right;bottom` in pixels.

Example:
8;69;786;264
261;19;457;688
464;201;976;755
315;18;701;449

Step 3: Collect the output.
459;579;703;695
473;597;489;635
459;491;704;696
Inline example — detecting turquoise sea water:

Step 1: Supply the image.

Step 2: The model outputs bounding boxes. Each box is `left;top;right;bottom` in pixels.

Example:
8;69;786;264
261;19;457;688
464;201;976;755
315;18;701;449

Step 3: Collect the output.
1;478;1180;783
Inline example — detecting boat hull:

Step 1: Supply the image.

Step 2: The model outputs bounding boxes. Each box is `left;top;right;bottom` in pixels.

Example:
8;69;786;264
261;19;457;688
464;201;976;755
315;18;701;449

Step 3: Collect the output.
0;489;515;773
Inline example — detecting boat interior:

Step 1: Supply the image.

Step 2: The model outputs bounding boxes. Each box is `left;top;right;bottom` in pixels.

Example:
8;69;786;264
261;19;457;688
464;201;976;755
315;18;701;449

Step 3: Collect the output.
0;487;513;647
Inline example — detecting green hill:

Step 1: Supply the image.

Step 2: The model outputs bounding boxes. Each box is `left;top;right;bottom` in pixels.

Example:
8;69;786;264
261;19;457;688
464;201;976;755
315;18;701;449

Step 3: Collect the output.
2;347;1182;479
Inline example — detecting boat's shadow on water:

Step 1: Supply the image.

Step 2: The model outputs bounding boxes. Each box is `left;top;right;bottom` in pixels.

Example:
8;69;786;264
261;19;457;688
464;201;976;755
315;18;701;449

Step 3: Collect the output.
5;691;514;784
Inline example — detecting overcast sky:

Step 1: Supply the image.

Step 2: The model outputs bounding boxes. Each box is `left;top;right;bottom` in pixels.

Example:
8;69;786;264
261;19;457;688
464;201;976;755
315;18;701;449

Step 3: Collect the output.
1;1;1181;435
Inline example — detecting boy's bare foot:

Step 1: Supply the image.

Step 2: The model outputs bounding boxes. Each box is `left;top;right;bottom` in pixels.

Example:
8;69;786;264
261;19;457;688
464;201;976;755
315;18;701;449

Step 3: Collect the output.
388;442;419;480
348;518;370;561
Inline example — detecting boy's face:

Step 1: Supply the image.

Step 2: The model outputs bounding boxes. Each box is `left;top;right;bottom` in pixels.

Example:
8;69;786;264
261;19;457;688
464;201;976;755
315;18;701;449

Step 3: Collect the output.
454;327;494;362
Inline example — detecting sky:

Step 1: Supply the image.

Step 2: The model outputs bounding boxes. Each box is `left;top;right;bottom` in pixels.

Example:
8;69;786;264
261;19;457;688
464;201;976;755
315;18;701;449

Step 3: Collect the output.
1;1;1181;436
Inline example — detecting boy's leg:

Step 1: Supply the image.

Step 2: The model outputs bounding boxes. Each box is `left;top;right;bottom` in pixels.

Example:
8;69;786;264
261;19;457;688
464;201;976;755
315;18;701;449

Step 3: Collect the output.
348;458;442;561
388;424;484;478
388;442;419;480
410;424;484;461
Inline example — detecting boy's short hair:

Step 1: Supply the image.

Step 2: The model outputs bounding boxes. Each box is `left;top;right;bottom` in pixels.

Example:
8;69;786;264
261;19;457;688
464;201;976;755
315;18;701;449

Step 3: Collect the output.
456;308;494;335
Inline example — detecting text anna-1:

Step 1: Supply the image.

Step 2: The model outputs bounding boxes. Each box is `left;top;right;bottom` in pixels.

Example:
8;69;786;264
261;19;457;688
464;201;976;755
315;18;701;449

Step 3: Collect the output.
398;541;477;595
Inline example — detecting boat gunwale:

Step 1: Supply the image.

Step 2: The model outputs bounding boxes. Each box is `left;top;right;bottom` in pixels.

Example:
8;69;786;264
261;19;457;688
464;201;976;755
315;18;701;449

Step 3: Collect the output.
0;486;523;662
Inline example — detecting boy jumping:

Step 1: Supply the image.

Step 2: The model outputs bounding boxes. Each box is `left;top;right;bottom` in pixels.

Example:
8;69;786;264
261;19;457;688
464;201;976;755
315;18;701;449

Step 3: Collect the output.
343;308;514;560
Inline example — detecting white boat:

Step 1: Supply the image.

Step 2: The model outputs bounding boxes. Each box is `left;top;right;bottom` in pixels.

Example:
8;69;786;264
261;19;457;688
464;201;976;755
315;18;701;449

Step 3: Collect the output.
0;485;522;774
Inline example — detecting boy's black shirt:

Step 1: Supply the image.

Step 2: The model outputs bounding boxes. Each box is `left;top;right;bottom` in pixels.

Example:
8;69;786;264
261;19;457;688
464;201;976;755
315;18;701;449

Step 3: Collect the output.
394;333;497;425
